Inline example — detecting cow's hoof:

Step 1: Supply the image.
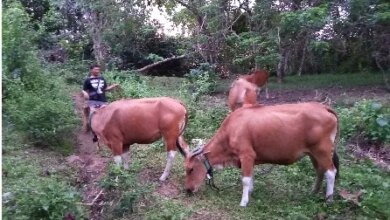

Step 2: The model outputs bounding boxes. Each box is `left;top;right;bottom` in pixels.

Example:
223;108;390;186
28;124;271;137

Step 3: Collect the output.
326;195;334;204
239;201;248;207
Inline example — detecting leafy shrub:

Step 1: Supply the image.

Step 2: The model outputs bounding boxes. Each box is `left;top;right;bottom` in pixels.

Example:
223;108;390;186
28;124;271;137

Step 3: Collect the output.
46;60;90;84
4;78;78;148
103;70;149;100
2;155;85;220
145;200;192;220
338;100;390;145
3;180;85;220
184;63;218;101
99;164;151;218
3;2;78;149
185;103;228;140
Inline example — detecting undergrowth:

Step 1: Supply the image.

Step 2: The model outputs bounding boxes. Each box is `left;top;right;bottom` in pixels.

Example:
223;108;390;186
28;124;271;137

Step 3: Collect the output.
2;128;86;220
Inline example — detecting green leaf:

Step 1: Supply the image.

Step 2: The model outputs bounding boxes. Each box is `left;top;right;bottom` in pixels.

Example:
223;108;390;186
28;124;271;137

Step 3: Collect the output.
371;102;382;110
376;117;388;127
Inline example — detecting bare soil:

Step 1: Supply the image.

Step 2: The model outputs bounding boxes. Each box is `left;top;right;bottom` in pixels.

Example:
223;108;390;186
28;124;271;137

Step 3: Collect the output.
67;93;110;220
68;85;389;219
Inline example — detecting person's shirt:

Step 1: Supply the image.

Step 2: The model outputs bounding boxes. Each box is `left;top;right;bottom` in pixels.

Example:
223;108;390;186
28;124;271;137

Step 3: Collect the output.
83;76;108;102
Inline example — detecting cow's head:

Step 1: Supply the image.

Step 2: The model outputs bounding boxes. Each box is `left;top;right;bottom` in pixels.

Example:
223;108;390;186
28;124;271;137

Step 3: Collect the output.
184;146;208;194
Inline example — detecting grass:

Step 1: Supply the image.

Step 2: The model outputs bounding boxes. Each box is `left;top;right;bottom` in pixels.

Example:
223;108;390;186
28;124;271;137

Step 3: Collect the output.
268;72;385;91
102;140;390;219
214;72;385;93
2;128;86;219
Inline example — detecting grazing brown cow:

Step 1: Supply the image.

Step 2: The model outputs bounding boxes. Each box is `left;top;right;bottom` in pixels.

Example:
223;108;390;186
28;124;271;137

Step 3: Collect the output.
227;78;258;111
241;69;270;99
184;102;339;206
90;97;189;181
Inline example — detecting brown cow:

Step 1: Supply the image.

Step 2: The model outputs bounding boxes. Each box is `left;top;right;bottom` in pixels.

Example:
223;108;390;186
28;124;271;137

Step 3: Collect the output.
241;69;269;99
184;102;339;206
90;97;189;181
227;78;258;111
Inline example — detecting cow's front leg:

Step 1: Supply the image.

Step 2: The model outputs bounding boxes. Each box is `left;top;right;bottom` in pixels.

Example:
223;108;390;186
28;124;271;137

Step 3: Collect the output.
112;142;124;168
239;155;255;207
122;151;131;170
159;150;176;181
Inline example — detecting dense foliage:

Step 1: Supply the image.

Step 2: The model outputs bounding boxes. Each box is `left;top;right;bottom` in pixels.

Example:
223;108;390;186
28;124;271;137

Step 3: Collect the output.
4;0;388;79
3;2;78;147
338;100;390;145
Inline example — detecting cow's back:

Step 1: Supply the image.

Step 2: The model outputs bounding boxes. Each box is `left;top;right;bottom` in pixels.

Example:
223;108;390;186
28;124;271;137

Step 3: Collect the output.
92;97;187;145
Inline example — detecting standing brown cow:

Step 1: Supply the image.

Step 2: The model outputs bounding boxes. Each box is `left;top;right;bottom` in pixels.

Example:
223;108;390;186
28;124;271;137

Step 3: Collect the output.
184;102;339;206
241;69;269;99
227;78;258;111
90;97;189;181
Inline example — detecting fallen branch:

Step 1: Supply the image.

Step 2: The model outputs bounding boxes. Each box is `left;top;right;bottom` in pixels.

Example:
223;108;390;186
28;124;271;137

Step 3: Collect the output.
84;189;104;206
136;54;187;74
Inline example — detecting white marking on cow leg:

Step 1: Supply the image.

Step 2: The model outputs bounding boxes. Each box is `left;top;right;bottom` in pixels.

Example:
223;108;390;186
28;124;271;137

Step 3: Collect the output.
178;116;186;134
159;151;176;182
214;164;224;170
325;169;337;202
249;177;254;193
121;152;131;170
113;155;122;167
330;125;337;143
240;176;252;207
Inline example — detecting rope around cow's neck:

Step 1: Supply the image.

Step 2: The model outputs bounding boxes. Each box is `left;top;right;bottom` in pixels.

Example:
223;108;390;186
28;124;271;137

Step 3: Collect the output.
202;154;220;191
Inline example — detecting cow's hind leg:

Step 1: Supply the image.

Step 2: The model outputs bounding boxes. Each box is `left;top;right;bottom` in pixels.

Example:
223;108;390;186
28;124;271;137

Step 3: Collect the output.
311;143;337;202
309;155;324;194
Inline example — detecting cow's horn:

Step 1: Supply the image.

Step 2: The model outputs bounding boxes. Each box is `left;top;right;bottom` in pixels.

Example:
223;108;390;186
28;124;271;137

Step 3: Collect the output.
191;146;204;156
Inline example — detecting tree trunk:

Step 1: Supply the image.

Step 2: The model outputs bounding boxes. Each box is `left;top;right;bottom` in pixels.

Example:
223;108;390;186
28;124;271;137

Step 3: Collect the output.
277;49;285;83
276;27;284;83
298;37;308;76
374;54;390;92
86;11;108;69
283;49;290;75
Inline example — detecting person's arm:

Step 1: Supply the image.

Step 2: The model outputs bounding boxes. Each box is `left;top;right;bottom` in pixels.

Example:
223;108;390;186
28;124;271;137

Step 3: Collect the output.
105;83;120;92
82;78;90;100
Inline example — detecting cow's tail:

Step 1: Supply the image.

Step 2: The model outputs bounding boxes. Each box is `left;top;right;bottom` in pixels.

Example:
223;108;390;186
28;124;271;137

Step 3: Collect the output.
176;102;189;157
326;106;340;179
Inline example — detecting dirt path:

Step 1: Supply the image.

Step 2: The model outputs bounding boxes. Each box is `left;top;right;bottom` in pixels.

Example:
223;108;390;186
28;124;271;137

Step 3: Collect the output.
67;93;109;220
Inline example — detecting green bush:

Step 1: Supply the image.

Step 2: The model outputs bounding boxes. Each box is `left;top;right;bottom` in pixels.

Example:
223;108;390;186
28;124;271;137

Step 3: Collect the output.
4;79;78;147
3;180;85;220
3;2;78;149
99;164;151;218
184;63;218;101
185;103;228;140
104;70;149;100
338;100;390;145
46;60;90;84
2;155;85;220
